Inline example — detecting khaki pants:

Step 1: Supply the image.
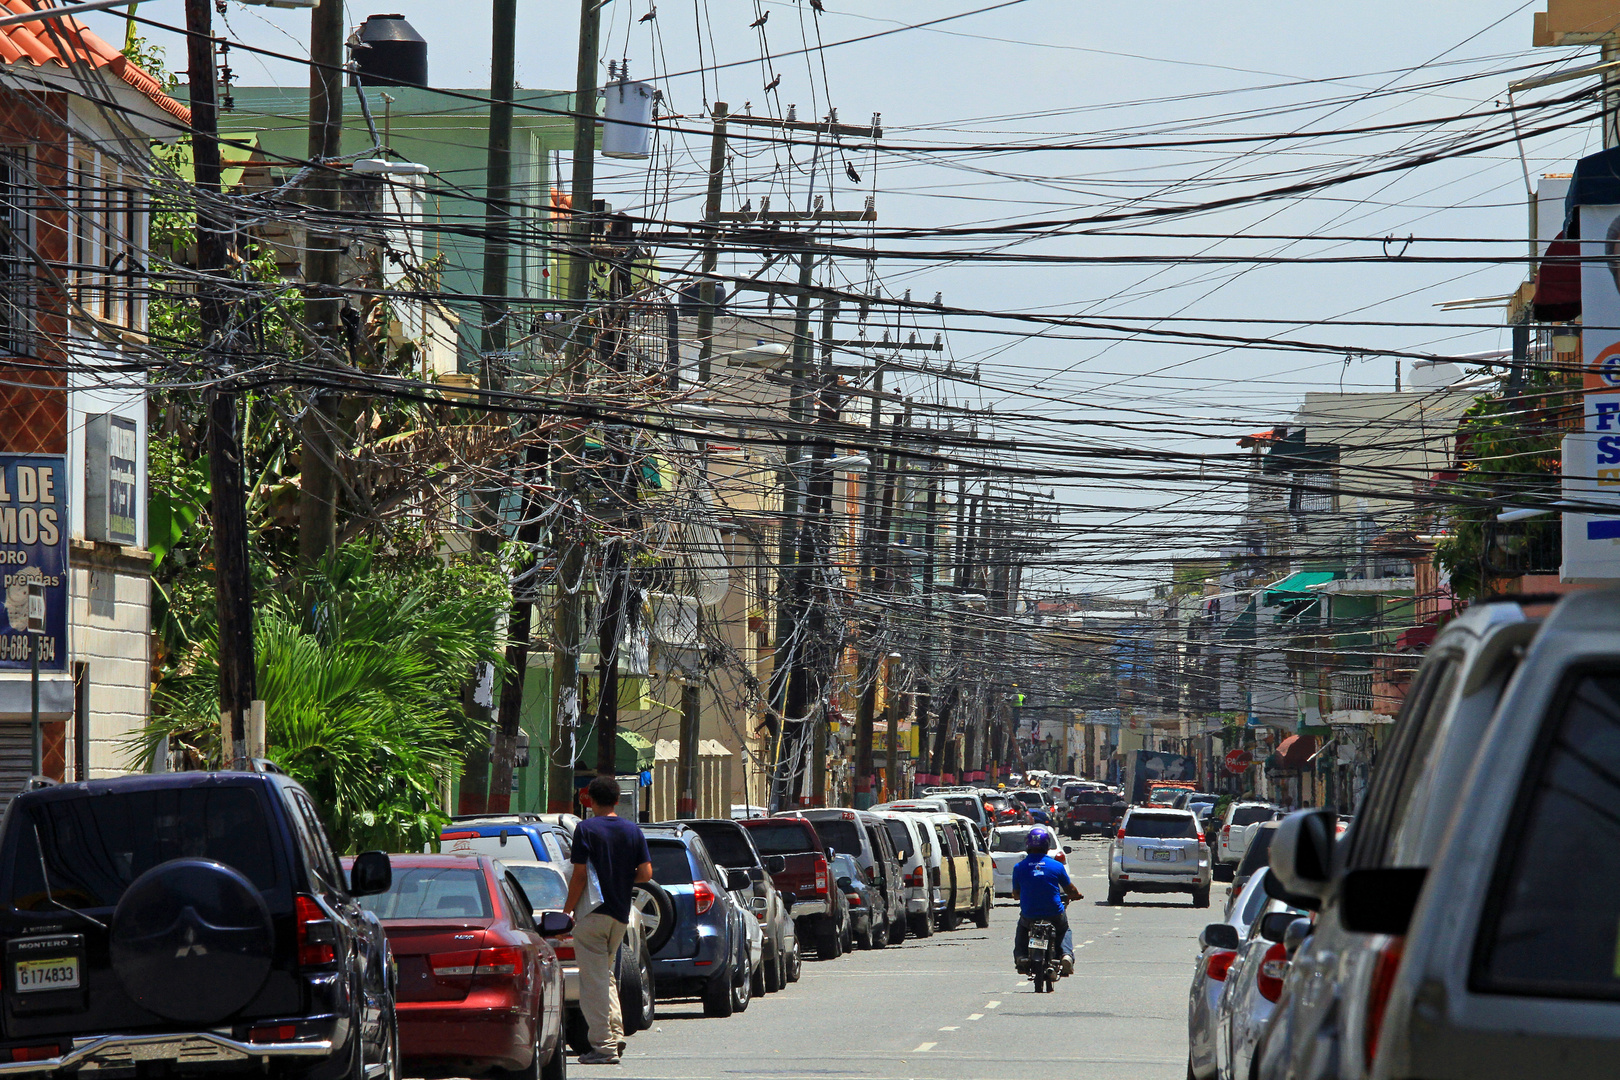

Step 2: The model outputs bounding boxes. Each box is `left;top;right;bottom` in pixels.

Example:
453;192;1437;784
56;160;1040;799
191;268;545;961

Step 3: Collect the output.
573;912;627;1053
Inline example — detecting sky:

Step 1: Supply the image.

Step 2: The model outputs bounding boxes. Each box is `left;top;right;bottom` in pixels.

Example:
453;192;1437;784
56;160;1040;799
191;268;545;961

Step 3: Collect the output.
99;0;1606;595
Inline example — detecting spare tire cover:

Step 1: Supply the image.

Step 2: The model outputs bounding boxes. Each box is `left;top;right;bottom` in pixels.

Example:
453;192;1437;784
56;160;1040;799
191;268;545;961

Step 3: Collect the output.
110;858;275;1023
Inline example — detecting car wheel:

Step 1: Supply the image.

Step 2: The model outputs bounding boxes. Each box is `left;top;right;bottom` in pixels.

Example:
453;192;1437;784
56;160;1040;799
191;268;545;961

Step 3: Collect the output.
1192;886;1211;909
816;917;842;959
842;914;856;953
564;1010;591;1056
973;890;991;929
941;903;960;931
376;1008;400;1080
1186;1055;1197;1080
750;953;767;999
631;882;677;955
541;1039;566;1080
494;1017;542;1080
701;964;735;1018
888;908;906;944
619;940;654;1034
732;953;752;1013
762;941;782;993
1107;883;1126;905
909;912;933;939
872;912;890;949
785;937;802;983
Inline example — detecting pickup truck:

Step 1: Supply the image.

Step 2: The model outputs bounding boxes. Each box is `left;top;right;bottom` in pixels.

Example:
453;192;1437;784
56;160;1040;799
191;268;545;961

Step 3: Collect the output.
740;816;841;957
1064;788;1124;837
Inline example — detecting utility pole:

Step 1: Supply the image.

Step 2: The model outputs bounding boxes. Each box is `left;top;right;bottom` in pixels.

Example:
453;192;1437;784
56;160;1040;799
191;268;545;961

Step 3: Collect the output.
884;409;912;799
694;101;728;383
809;299;840;807
188;0;255;765
549;0;601;810
854;425;897;809
929;467;967;783
298;0;346;571
912;452;938;794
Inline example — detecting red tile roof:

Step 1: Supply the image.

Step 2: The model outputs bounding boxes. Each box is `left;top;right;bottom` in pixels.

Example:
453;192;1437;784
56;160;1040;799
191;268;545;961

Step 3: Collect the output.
0;1;190;126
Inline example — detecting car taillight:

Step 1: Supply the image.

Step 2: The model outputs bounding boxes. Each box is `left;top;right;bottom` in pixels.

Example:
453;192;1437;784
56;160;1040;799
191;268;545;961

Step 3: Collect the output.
429;950;478;976
1222;826;1230;839
813;855;829;896
9;1047;56;1063
1116;827;1125;840
553;935;575;961
693;880;717;914
295;894;336;967
847;894;864;906
1204;950;1236;982
1363;937;1405;1069
905;866;924;887
1256;942;1289;1002
249;1026;297;1045
475;946;525;977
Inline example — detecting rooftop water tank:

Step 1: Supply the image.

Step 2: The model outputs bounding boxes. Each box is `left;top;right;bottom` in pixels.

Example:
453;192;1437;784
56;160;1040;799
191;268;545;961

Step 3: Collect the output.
351;14;428;89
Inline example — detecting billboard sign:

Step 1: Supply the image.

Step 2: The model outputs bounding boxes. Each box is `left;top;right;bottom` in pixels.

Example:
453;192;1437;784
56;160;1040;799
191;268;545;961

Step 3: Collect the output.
0;455;68;672
1562;433;1620;581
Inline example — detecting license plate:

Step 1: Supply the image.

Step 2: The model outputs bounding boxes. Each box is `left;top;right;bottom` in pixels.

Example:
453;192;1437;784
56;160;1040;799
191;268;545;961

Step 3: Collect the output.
15;956;79;993
1151;849;1176;861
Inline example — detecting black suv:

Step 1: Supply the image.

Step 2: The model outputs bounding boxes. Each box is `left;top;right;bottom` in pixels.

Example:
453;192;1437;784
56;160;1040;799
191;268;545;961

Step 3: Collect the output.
0;769;396;1080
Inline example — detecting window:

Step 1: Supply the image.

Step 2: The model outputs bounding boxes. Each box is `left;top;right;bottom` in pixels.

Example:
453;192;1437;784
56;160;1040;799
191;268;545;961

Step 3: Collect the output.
810;818;863;858
1231;805;1279;828
1348;656;1460;869
743;821;818;856
1124;813;1199;839
882;819;912;862
292;791;345;895
0;149;33;355
1474;672;1620;999
688;825;757;869
647;842;693;885
503;863;569;912
358;867;491;920
9;785;281;912
500;878;536;931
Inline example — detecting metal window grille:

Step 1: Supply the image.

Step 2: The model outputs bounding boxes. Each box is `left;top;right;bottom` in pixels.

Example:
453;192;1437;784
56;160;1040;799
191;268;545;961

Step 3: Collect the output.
0;150;34;355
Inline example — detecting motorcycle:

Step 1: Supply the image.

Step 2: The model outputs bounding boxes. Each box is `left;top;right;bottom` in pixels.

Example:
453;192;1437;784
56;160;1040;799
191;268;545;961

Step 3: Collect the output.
1025;918;1063;993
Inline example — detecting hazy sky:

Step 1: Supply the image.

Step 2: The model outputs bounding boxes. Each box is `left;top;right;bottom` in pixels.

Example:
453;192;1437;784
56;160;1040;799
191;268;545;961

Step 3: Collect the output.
102;1;1602;592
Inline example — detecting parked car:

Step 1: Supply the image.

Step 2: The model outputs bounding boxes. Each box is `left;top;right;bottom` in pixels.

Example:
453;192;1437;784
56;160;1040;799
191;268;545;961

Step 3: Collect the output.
350;855;567;1080
739;815;846;958
684;818;801;990
1064;787;1125;838
1190;867;1282;1080
919;787;994;832
0;771;398;1080
989;824;1066;895
729;804;767;820
1213;802;1282;880
872;810;936;938
1108;806;1212;906
827;853;879;949
641;825;758;1017
1226;821;1279;914
441;815;569;865
1215;893;1309;1080
498;860;656;1054
1258;592;1594;1080
924;813;993;929
798;809;904;947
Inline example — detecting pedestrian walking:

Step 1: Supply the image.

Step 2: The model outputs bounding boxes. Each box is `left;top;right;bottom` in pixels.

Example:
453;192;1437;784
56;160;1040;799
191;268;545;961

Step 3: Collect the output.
563;776;653;1065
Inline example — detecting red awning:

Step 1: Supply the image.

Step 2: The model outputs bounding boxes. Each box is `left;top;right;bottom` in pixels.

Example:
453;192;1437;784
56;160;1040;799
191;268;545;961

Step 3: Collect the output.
1274;734;1318;771
1396;625;1438;652
1532;233;1580;322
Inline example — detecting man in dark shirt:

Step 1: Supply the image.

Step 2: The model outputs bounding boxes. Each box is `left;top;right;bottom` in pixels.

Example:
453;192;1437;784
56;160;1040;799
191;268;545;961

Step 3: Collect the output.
564;776;653;1065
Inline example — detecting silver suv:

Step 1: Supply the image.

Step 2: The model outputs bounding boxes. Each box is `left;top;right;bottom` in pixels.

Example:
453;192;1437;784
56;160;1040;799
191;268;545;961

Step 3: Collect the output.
1260;593;1577;1080
1108;806;1212;907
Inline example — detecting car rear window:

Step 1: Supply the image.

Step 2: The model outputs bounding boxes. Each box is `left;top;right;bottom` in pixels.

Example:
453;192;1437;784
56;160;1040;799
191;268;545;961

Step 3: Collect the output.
991;830;1030;852
1013;791;1043;806
982;796;1010;811
502;863;569;911
688;825;756;869
1475;671;1620;999
1125;813;1199;839
1078;792;1114;805
745;821;819;856
882;819;913;861
360;867;492;919
944;797;982;820
1231;806;1278;827
811;819;862;857
648;842;694;885
9;785;281;911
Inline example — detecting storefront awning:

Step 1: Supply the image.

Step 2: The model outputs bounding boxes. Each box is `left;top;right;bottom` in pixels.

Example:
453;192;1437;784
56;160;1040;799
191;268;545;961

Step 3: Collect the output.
1274;733;1318;771
616;730;656;774
1220;599;1256;643
1262;571;1338;606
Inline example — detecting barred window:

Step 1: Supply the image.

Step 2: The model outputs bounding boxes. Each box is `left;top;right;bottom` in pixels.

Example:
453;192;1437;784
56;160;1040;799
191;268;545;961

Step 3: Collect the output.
0;150;34;356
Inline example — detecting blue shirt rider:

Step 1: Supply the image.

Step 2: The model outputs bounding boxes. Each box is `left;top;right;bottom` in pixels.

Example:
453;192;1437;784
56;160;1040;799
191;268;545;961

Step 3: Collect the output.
1011;826;1080;976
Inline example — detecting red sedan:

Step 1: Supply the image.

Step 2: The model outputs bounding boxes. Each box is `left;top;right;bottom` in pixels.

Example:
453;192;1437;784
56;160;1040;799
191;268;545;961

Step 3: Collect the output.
344;854;569;1080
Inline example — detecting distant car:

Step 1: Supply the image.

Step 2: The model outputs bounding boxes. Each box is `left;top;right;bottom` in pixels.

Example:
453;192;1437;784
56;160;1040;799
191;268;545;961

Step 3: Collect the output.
873;810;937;938
799;809;904;947
989;824;1066;896
740;815;844;958
1189;867;1280;1080
642;825;758;1017
353;854;568;1080
730;804;767;820
923;813;993;929
1064;788;1125;837
829;853;882;949
441;815;569;865
1010;788;1054;824
684;818;802;990
1213;802;1282;880
498;860;656;1054
1108;806;1212;907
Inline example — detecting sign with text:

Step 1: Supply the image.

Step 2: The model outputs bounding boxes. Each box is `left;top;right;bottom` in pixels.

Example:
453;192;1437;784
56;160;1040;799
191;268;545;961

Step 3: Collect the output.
85;413;137;546
0;455;67;671
1562;433;1620;582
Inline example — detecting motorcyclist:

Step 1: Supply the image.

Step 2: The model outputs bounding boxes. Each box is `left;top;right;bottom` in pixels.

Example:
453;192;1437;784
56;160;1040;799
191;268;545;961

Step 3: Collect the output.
1011;826;1081;976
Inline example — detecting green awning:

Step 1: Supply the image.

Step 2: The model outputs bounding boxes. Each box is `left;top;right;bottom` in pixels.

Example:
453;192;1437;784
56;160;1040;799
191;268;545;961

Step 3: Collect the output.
1221;599;1256;643
616;730;656;773
1263;571;1339;606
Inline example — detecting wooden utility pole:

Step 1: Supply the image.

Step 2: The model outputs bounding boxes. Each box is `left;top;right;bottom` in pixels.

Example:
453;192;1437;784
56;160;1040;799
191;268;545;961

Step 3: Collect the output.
854;425;897;809
298;0;346;571
548;0;601;810
912;455;939;792
694;101;727;383
188;0;255;765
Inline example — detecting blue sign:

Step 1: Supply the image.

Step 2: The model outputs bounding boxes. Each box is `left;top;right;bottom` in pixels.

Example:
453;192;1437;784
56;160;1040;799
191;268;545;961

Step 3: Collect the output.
0;455;68;672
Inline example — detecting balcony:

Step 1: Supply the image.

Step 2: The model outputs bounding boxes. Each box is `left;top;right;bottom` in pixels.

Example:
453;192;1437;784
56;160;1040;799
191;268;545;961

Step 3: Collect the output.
1331;670;1373;712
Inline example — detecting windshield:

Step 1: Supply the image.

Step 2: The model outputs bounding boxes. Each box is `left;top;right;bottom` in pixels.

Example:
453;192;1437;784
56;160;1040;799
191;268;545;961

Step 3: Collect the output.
943;797;982;820
502;863;569;911
359;866;491;920
1232;806;1279;827
10;786;281;912
1125;814;1199;839
744;821;819;856
1012;792;1043;806
647;842;694;885
688;825;757;868
811;819;863;858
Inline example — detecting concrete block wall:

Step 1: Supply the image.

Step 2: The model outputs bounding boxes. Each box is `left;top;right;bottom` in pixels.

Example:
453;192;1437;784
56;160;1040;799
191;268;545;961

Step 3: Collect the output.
67;559;151;778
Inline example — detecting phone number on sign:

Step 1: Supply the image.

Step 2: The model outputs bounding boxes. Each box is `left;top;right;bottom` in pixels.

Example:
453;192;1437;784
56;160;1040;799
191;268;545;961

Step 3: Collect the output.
0;635;55;663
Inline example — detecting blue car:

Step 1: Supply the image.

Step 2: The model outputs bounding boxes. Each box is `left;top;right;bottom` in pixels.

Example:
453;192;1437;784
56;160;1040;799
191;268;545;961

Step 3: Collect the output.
440;814;569;863
644;824;760;1018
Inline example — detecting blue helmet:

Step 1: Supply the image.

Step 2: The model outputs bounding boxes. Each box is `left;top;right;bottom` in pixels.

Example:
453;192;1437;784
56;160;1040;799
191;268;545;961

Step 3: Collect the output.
1025;826;1051;854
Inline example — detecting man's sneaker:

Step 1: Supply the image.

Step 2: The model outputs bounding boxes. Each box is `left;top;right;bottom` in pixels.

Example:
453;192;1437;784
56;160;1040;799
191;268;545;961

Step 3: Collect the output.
1061;954;1074;976
1014;957;1029;975
579;1050;621;1065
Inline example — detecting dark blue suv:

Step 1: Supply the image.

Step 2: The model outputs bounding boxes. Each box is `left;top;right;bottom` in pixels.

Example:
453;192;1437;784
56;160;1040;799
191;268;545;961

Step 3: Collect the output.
642;825;757;1018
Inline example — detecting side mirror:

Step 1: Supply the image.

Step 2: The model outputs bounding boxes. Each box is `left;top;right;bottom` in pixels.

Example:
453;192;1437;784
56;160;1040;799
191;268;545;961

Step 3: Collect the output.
725;868;752;892
1283;916;1313;958
538;910;574;937
1258;910;1299;943
1339;867;1427;935
836;876;854;891
1267;809;1336;910
349;851;392;897
1200;922;1240;951
748;866;765;883
763;855;787;874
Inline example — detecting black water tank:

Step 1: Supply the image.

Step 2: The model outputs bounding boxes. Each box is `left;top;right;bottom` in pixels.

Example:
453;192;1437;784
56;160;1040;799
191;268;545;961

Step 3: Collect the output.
351;14;427;88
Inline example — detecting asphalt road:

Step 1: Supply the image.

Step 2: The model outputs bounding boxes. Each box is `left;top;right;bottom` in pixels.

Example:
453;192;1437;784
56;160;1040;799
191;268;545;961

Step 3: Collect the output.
599;838;1209;1080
